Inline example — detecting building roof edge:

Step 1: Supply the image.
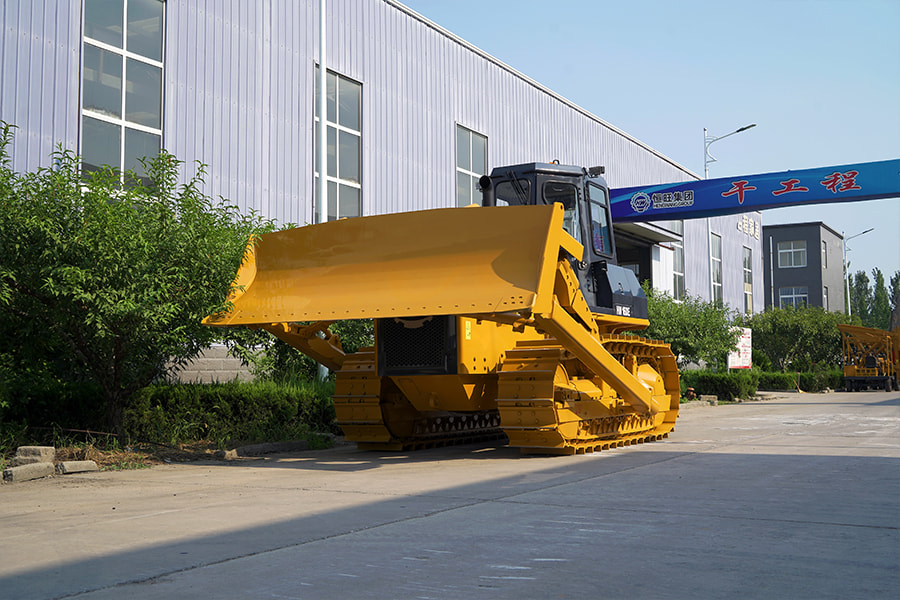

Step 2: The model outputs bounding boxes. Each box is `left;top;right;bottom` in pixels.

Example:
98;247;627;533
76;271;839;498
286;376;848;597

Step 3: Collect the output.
762;221;844;240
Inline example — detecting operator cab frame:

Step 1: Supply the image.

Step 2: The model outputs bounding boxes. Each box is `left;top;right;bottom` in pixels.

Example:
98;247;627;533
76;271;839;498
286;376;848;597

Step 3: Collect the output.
479;162;647;320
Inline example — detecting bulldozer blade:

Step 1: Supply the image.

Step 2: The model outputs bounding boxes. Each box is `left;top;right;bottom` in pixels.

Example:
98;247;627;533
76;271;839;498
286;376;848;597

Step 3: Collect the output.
204;204;580;327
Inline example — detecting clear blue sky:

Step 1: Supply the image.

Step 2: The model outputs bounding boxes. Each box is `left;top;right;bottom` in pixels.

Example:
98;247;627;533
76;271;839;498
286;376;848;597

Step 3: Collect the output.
401;0;900;280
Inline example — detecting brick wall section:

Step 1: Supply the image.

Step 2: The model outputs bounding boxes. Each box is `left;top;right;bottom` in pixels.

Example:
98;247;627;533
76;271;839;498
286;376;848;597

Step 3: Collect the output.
170;345;253;384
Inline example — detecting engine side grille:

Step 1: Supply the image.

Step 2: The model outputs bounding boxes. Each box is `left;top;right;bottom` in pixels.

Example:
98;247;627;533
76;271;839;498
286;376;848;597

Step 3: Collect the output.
377;316;457;376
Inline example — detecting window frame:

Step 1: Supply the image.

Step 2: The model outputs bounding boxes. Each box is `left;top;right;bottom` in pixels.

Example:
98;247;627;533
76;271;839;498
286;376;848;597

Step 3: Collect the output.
586;182;613;258
455;124;487;207
81;0;165;183
743;246;753;315
314;67;363;221
710;232;723;303
541;180;582;245
777;240;807;269
670;220;685;301
778;286;809;309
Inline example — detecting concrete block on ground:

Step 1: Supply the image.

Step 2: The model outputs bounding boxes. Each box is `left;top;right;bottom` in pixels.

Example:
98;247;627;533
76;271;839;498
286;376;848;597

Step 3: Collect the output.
700;394;718;405
9;456;47;467
56;461;100;474
15;446;56;462
3;462;55;483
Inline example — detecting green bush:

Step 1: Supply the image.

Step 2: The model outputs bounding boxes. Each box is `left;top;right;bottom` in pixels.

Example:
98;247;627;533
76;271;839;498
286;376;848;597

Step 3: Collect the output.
747;306;851;372
757;371;798;391
0;122;274;434
751;349;772;372
0;375;105;431
680;369;759;402
755;369;843;392
682;368;844;397
798;369;844;392
123;380;338;448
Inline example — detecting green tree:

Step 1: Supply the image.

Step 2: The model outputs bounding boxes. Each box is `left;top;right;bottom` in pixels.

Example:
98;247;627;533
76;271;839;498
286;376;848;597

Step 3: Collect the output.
849;270;872;325
890;270;900;330
749;306;850;372
870;268;891;330
639;285;739;369
0;123;272;432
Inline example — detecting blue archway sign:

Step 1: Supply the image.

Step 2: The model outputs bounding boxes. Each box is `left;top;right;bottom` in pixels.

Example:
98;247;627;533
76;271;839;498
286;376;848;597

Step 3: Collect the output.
610;158;900;222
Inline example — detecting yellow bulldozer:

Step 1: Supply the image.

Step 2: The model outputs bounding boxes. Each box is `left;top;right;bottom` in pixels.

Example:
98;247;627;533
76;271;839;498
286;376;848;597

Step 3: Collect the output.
204;163;680;454
838;323;900;392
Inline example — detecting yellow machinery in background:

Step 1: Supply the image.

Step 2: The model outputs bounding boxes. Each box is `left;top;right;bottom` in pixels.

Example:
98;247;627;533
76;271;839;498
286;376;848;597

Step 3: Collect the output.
204;163;679;454
838;323;900;392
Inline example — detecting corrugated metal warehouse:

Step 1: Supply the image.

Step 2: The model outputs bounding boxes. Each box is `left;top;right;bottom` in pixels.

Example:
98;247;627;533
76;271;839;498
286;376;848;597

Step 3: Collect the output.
0;0;764;314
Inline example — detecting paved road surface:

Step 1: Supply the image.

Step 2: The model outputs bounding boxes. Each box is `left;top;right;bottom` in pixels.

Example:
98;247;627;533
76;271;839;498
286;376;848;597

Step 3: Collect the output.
1;391;898;599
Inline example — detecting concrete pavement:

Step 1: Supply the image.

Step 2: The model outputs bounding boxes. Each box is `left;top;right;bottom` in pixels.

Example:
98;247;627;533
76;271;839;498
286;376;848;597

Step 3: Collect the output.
1;390;898;599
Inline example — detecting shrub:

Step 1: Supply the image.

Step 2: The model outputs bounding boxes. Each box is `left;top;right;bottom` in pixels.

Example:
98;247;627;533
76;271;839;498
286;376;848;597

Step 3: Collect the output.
798;369;844;392
0;375;105;431
123;380;338;448
756;371;799;391
747;306;852;372
755;369;843;392
680;369;759;402
0;122;274;433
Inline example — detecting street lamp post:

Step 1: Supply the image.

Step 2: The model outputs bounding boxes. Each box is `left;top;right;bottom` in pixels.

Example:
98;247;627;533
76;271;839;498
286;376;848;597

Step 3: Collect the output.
704;124;757;179
702;124;756;306
843;227;874;316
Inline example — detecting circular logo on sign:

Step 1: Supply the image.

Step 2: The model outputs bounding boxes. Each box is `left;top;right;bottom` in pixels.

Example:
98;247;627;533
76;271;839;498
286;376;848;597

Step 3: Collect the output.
630;192;651;213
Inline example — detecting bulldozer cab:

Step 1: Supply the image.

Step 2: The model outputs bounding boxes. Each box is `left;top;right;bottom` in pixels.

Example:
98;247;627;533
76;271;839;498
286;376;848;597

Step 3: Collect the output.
480;163;647;319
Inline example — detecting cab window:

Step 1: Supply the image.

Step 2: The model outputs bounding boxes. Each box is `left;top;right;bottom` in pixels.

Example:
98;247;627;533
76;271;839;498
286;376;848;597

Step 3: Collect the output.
587;183;612;256
494;178;531;206
543;181;580;243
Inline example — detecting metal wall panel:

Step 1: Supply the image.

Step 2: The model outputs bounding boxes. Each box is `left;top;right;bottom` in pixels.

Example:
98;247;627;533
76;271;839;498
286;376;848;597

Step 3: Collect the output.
0;0;81;172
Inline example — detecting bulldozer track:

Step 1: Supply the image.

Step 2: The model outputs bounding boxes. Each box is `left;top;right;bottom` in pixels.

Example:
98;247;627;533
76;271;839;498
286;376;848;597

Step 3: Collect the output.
334;348;506;451
496;337;679;454
335;338;679;454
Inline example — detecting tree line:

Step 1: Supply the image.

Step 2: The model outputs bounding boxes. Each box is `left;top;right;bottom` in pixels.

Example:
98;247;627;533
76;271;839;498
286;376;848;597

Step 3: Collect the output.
848;268;900;330
640;279;897;375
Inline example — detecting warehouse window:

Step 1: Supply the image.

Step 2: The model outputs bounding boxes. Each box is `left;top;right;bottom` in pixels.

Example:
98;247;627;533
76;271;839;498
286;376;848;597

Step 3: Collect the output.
823;286;829;311
672;242;685;301
822;240;827;268
777;240;807;268
710;233;723;303
456;125;487;207
315;67;362;221
779;286;808;309
743;246;753;314
81;0;164;185
671;221;684;301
